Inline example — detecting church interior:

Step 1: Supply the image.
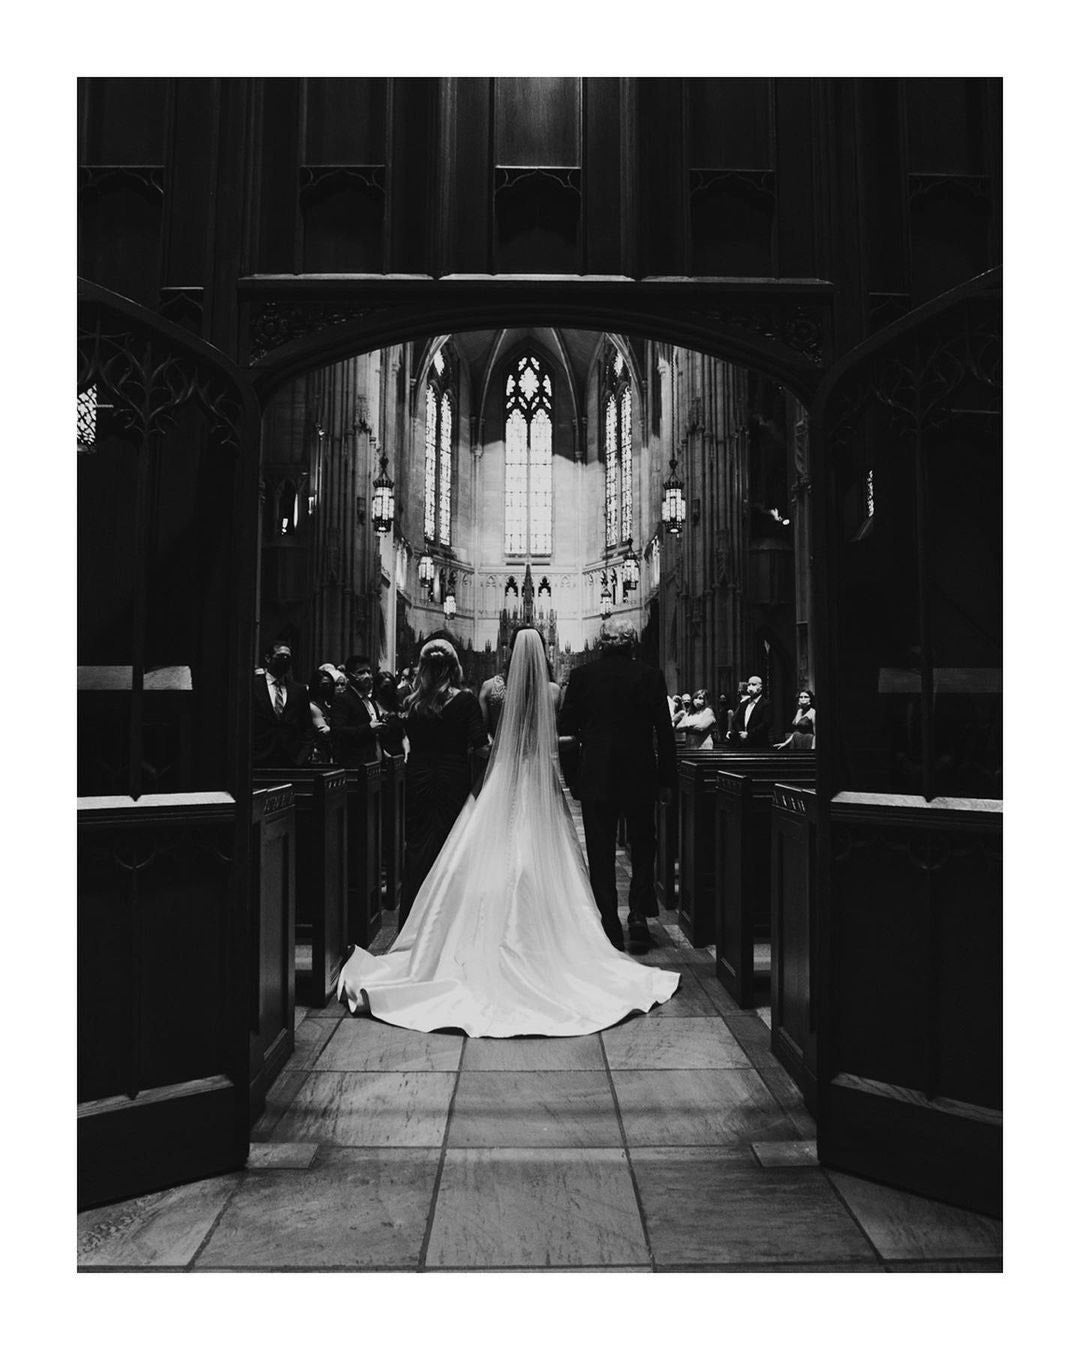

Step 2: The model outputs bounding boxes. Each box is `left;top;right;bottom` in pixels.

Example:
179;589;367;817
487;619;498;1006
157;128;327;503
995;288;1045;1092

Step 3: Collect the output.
74;74;1003;1277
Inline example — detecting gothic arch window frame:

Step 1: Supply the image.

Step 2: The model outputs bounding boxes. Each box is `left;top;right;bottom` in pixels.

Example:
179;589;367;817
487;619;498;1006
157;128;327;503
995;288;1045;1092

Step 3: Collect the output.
424;346;456;547
602;343;634;549
504;351;554;558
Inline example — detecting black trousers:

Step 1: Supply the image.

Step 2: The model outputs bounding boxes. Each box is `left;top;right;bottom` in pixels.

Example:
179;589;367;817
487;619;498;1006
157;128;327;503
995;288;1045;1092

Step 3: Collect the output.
579;798;659;931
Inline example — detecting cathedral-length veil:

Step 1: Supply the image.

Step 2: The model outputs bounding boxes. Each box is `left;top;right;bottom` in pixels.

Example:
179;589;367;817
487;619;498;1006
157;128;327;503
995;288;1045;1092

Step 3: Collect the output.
337;628;679;1037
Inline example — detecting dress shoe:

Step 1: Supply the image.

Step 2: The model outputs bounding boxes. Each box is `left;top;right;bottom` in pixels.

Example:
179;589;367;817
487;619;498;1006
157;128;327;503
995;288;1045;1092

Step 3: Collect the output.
602;919;626;951
627;917;656;952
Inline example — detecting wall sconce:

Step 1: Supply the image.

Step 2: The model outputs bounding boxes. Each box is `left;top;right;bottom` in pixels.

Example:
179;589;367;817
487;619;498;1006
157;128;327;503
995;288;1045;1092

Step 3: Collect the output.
371;449;395;535
662;451;686;536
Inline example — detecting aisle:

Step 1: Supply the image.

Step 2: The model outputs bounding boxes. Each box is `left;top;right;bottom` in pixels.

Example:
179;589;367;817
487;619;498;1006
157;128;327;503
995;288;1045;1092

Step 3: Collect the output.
77;800;1002;1272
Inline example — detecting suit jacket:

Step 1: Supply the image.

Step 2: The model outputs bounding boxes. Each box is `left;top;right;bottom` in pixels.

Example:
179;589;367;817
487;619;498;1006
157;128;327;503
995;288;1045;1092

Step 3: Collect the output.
331;684;380;767
557;651;676;807
727;696;772;747
252;673;315;767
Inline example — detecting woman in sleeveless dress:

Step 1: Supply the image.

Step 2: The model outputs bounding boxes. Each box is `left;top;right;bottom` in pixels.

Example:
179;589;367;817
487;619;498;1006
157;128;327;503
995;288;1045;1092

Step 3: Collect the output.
774;689;816;750
337;627;679;1037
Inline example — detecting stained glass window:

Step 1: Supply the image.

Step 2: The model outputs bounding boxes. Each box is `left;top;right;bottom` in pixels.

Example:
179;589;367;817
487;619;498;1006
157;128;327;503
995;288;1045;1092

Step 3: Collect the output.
603;345;634;546
425;351;454;545
504;354;553;555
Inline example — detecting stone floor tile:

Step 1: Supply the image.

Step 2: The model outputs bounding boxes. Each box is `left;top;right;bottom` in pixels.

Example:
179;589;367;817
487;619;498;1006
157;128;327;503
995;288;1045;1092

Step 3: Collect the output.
757;1067;818;1141
752;1139;819;1168
250;1069;309;1142
884;1258;1003;1273
612;1069;792;1147
756;1006;773;1029
285;1014;339;1070
425;1148;649;1268
602;1017;751;1070
195;1147;440;1269
722;1012;777;1066
448;1071;621;1148
643;970;723;1019
78;1173;242;1268
697;975;742;1015
827;1172;1003;1261
314;1017;464;1072
294;1006;308;1030
246;1142;319;1170
462;1034;605;1071
633;1155;876;1267
270;1071;456;1147
306;997;347;1020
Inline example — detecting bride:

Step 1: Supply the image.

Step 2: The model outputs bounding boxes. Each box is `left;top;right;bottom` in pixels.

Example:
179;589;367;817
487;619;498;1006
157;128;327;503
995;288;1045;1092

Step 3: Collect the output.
337;627;679;1037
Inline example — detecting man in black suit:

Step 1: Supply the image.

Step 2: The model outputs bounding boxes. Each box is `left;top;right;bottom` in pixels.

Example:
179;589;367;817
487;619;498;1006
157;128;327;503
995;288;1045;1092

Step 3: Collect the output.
252;641;316;766
726;673;772;747
332;655;383;767
558;618;677;952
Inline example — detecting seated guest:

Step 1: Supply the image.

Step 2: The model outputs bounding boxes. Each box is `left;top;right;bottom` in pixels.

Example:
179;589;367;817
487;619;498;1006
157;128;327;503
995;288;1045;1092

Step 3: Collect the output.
332;655;383;766
252;641;315;766
679;689;718;748
307;664;338;762
726;674;772;747
775;689;816;750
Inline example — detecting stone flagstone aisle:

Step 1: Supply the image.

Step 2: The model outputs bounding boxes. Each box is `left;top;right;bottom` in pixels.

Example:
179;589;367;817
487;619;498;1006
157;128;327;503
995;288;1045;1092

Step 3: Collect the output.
78;800;1002;1272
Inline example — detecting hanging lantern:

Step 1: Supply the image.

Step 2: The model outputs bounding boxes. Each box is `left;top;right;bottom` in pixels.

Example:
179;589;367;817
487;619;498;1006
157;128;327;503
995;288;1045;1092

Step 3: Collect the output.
371;450;395;535
622;537;640;591
443;571;457;618
600;572;614;617
418;554;435;594
661;452;686;536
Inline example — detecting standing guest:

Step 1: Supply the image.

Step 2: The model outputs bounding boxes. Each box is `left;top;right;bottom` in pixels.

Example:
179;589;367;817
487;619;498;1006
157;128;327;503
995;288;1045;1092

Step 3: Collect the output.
679;689;718;749
332;667;348;694
726;673;772;747
307;664;338;763
252;641;316;767
558;616;677;953
400;639;485;924
775;689;816;750
372;671;407;759
332;656;384;767
396;666;415;702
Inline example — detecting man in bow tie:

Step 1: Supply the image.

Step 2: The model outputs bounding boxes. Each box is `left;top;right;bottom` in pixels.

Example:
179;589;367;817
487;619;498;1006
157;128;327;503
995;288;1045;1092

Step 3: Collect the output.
252;640;316;766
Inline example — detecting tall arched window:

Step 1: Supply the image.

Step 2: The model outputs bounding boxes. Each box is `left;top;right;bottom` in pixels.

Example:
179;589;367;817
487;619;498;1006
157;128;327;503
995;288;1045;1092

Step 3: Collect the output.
603;347;633;548
505;353;553;555
424;347;454;546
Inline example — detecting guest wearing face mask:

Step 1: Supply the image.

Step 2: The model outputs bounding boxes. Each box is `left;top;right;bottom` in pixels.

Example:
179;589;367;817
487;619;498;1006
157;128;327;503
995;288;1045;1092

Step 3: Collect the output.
331;655;385;767
679;689;718;749
307;664;338;763
252;641;316;766
726;674;772;747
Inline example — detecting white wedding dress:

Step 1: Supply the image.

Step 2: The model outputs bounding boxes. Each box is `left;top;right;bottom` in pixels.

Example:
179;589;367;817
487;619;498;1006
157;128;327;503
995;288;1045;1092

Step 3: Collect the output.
337;629;679;1037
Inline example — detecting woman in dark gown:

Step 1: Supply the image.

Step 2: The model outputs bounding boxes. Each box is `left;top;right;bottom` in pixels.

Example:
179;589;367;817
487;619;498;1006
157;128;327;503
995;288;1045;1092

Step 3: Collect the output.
774;689;816;750
400;639;485;925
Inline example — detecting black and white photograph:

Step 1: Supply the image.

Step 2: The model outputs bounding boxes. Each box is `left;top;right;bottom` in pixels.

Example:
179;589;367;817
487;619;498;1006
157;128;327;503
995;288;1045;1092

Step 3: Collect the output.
15;0;1066;1326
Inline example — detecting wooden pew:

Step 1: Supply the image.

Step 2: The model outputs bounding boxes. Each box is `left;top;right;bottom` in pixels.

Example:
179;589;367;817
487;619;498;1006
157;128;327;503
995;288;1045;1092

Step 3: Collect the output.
770;783;817;1112
342;761;383;946
252;767;349;1008
248;783;296;1124
381;753;406;912
655;787;679;910
675;751;729;945
77;791;248;1209
713;751;816;1006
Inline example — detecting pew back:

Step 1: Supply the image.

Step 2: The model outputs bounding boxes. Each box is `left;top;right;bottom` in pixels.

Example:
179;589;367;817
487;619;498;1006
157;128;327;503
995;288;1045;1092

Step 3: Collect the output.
249;784;296;1123
770;783;817;1111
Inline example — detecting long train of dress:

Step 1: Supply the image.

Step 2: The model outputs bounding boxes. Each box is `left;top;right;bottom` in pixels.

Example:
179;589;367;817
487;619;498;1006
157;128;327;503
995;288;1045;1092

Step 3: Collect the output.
337;748;679;1038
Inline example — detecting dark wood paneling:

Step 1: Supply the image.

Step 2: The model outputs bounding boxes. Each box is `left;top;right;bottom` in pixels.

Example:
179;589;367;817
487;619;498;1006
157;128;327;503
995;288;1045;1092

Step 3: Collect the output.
81;76;168;164
249;784;295;1123
389;78;437;273
495;77;580;167
162;79;217;290
253;766;349;1006
255;78;301;272
583;77;622;275
381;754;406;912
636;79;686;276
686;77;773;169
771;784;817;1111
774;79;816;277
343;762;383;947
304;77;387;164
77;796;248;1209
447;78;492;273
